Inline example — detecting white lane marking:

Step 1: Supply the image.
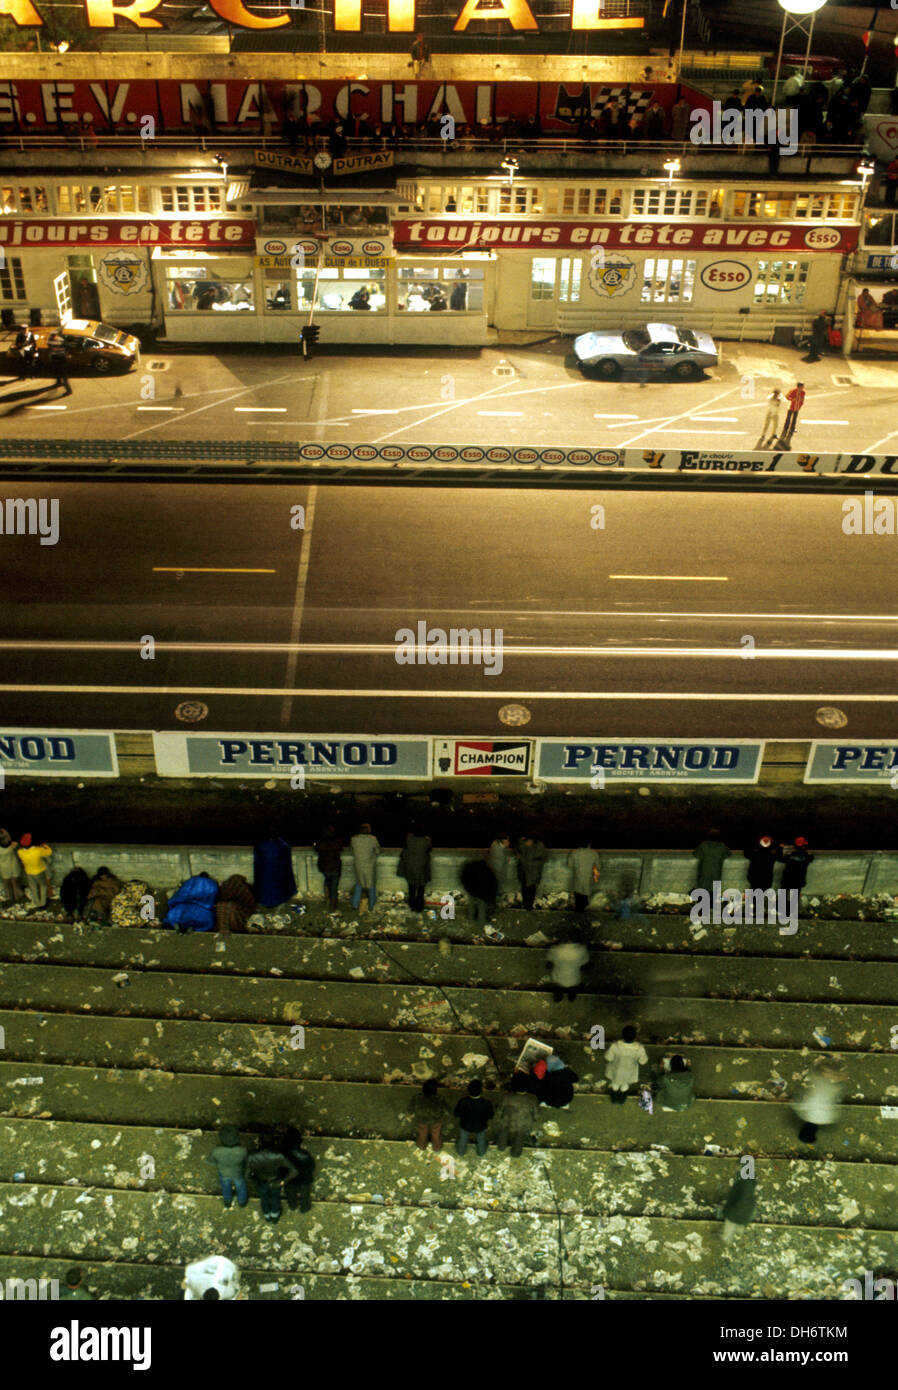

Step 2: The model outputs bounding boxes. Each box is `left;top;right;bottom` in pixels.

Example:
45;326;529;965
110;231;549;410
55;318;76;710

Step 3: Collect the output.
609;574;728;582
593;413;640;420
372;376;521;444
137;406;183;413
616;385;742;448
5;685;898;701
122;372;299;439
234;407;287;413
860;429;898;453
477;410;524;417
688;416;740;423
7;640;898;661
281;484;318;726
657;429;747;436
802;419;850;425
27;405;67;411
351;408;399;414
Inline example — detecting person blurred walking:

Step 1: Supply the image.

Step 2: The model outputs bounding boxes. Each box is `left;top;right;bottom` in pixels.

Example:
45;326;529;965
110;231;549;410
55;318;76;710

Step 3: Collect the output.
247;1139;298;1223
460;858;498;929
756;390;783;449
792;1062;846;1145
721;1170;757;1244
692;831;730;895
253;832;297;908
493;1078;539;1157
399;825;431;912
280;1127;316;1213
547;937;590;1003
568;842;599;911
517;834;547;909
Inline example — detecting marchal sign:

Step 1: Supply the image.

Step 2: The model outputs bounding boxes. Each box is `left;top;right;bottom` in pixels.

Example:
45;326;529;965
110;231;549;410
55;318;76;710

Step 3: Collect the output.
0;0;644;32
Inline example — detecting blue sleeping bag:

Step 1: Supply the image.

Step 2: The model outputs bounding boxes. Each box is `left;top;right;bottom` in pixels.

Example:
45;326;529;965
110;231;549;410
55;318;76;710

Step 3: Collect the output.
164;873;220;932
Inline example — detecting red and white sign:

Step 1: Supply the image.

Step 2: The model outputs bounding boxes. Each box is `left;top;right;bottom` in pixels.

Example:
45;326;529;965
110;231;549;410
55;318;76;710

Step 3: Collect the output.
0;219;255;248
394;220;859;253
433;738;532;777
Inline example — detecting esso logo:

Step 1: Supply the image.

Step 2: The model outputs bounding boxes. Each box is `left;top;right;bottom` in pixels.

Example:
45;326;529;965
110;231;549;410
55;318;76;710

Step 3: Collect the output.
329;240;354;257
700;260;751;292
804;227;841;250
593;450;621;466
263;239;287;256
361;240;385;256
298;239;319;256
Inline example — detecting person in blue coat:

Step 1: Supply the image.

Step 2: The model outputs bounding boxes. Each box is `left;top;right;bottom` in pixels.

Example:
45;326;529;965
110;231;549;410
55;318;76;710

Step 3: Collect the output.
253;833;297;908
164;871;220;933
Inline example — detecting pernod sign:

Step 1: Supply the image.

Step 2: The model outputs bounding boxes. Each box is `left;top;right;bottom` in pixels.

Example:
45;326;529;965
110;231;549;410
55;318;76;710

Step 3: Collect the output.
0;0;644;32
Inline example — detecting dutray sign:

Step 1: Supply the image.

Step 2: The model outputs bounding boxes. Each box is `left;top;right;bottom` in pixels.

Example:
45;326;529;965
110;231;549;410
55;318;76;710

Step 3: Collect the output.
536;739;764;783
0;729;118;777
804;742;898;784
153;732;430;779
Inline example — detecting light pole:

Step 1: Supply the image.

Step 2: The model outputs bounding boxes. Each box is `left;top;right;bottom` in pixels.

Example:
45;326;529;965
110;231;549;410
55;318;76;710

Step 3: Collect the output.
772;0;828;107
663;157;681;184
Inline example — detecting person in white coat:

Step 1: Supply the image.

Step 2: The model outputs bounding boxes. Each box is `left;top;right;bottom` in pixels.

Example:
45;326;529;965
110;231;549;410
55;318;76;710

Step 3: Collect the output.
547;939;590;1003
605;1025;648;1105
792;1061;846;1144
350;823;380;911
183;1255;240;1300
568;843;599;911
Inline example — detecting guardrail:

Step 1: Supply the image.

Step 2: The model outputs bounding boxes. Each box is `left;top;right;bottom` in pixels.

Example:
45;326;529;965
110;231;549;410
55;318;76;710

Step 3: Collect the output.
0;439;895;489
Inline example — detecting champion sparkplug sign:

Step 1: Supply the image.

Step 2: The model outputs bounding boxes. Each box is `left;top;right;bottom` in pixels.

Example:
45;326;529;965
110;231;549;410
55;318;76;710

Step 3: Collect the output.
433;739;532;776
0;0;644;32
394;222;858;253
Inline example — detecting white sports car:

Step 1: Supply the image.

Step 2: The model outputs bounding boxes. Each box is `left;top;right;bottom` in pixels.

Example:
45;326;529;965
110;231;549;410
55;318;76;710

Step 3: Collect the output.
574;322;719;381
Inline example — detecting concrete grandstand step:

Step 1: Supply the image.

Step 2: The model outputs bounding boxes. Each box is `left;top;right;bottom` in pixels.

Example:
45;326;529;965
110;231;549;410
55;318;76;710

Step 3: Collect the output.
4;963;897;1051
1;1011;895;1099
1;1183;895;1298
2;1121;896;1230
2;1065;895;1160
2;925;897;1001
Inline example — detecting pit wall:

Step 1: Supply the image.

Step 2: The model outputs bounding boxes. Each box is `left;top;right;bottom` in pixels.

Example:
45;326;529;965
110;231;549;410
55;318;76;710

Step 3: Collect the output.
32;843;898;901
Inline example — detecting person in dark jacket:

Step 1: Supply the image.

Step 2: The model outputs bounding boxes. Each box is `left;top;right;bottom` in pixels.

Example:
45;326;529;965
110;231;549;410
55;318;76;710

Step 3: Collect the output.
410;1078;448;1151
781;837;814;893
280;1127;316;1213
47;332;72;395
722;1170;757;1244
693;831;729;895
399;827;432;912
493;1078;539;1157
533;1061;578;1110
449;281;467;311
516;835;548;910
164;871;219;933
253;833;297;908
653;1054;695;1111
60;867;91;920
460;858;498;929
247;1140;298;1223
454;1079;494;1158
85;867;122;922
215;874;255;933
744;836;780;892
206;1124;249;1209
315;825;343;910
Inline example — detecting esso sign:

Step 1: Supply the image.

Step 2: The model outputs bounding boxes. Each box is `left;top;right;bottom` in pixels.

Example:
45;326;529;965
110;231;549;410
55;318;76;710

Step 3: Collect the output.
700;260;751;292
804;227;842;250
329;240;354;257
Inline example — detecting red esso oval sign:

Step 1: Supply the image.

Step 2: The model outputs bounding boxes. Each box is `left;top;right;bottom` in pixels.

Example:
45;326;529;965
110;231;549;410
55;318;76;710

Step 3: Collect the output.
330;240;354;257
263;239;287;256
804;227;841;250
700;260;752;292
361;240;385;256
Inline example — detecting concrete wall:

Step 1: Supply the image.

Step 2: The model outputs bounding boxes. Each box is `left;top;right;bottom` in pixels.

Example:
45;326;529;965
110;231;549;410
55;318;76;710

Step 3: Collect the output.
36;844;898;899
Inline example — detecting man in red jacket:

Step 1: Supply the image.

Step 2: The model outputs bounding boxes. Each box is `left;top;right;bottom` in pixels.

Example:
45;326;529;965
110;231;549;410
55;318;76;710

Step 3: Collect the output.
780;382;805;444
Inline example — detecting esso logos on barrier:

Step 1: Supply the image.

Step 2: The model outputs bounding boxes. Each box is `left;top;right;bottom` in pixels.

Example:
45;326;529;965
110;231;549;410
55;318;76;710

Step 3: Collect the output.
700;260;752;292
262;239;287;256
804;227;841;250
361;240;386;256
592;450;622;466
329;240;355;257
